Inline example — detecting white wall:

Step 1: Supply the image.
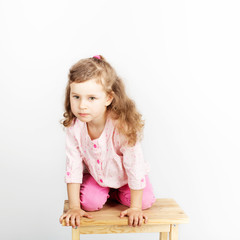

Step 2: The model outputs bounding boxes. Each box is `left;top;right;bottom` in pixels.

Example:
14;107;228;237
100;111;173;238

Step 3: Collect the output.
1;1;239;239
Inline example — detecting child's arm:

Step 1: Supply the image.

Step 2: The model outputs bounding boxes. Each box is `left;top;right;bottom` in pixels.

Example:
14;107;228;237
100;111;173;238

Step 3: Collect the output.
59;124;90;228
67;183;81;208
59;183;92;228
130;189;143;209
120;189;148;227
118;136;149;226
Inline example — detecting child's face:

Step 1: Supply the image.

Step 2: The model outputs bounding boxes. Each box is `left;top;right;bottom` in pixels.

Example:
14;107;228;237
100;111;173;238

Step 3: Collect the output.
70;79;113;123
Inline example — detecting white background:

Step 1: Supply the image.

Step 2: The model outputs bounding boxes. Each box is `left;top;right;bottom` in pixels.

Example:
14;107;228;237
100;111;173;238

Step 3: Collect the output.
1;1;240;239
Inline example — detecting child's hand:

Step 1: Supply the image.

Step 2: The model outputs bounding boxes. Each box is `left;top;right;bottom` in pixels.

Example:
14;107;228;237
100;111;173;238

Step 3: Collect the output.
59;207;93;228
119;207;148;227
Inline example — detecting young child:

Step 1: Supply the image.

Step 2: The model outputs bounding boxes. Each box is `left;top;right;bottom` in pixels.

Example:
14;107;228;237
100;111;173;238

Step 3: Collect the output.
59;55;156;228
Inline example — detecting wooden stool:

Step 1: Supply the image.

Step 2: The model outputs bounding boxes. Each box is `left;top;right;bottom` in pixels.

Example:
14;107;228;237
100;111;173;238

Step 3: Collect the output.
61;198;189;240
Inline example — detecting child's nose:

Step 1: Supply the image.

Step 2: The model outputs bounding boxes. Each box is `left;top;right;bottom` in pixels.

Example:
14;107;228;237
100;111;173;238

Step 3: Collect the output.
79;99;87;109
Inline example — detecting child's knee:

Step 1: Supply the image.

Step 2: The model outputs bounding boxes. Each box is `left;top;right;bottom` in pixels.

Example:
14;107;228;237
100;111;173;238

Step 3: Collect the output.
142;194;156;210
117;192;155;210
80;192;109;211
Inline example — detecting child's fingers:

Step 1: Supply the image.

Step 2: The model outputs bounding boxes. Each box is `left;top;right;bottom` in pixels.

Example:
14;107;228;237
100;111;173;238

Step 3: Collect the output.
128;215;134;226
59;214;67;223
120;210;127;218
71;215;77;228
138;216;143;226
76;216;81;227
133;216;139;227
65;214;71;226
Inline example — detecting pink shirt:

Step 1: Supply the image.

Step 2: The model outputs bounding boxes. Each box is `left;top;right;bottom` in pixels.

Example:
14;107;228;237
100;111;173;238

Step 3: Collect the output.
65;115;150;190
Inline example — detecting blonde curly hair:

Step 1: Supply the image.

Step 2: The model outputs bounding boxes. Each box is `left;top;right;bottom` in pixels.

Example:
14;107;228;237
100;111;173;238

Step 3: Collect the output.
62;55;145;147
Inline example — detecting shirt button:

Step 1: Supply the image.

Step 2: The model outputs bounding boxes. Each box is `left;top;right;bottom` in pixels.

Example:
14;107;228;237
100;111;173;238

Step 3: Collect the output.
97;159;100;164
94;144;97;148
100;179;103;183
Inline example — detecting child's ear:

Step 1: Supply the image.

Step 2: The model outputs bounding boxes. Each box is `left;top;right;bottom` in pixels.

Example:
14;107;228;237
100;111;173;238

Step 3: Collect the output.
105;91;114;106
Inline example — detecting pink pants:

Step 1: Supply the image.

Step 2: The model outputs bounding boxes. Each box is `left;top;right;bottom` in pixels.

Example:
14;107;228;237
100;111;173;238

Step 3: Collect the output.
80;173;156;211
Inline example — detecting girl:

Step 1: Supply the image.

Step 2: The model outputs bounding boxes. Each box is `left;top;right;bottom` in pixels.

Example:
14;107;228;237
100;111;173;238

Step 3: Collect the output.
59;55;156;228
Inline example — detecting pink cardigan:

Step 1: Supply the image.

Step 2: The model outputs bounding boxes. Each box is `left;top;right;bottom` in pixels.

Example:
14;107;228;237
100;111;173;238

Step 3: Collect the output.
65;115;150;190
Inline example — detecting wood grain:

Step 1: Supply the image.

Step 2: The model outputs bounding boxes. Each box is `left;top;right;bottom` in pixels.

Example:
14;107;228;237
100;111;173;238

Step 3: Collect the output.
62;198;189;227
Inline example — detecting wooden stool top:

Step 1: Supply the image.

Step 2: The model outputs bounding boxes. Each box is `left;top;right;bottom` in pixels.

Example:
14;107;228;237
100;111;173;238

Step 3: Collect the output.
62;198;189;227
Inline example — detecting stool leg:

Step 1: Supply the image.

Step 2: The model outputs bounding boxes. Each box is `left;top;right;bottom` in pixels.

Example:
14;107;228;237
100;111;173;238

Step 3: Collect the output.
169;224;178;240
160;232;168;240
72;228;80;240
